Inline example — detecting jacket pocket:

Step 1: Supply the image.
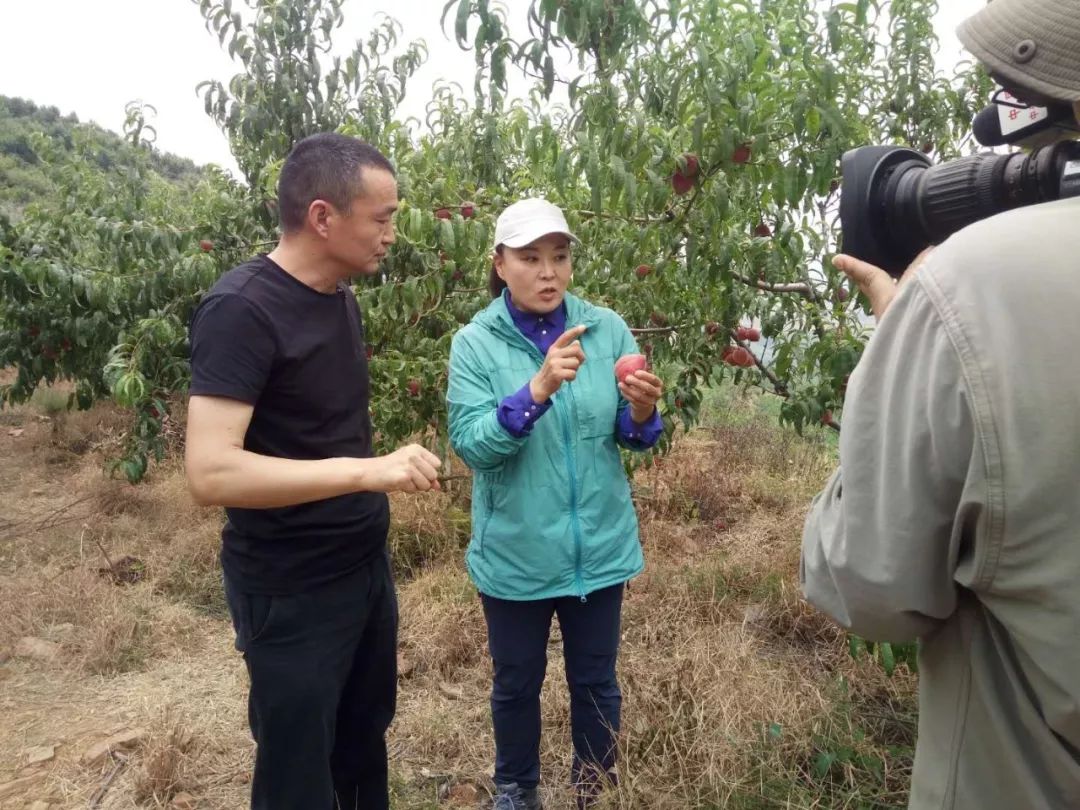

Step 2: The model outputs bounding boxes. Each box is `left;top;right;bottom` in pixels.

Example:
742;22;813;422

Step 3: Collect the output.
475;484;495;560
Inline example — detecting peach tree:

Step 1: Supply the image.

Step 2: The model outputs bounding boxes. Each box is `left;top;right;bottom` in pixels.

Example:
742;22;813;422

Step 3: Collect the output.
0;0;989;484
436;0;988;447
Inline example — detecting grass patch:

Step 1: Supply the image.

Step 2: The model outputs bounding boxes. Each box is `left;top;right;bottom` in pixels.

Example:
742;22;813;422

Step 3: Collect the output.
388;493;471;579
30;385;71;418
133;708;200;805
157;549;228;619
389;773;443;809
0;380;918;809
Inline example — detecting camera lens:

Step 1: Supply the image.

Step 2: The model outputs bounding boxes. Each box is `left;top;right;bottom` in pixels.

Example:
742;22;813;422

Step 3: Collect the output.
840;141;1080;276
900;154;1006;245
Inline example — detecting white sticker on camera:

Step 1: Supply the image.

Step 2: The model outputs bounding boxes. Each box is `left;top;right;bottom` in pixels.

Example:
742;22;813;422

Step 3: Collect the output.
1064;161;1080;179
998;101;1050;136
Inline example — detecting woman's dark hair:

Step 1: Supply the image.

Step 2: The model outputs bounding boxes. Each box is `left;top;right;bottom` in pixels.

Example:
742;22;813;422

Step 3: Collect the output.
489;245;507;298
277;133;396;233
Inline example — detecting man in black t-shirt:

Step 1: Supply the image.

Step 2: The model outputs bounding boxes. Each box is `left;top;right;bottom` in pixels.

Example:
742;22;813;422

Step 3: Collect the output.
185;133;442;810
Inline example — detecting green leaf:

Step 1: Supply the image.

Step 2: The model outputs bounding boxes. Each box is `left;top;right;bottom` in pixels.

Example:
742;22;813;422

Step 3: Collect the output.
827;9;842;52
455;0;471;46
712;182;729;220
493;46;507;89
814;752;836;778
439;219;456;253
880;641;897;676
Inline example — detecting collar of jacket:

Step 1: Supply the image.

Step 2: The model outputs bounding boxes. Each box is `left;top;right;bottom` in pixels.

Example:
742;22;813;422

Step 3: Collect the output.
471;291;603;354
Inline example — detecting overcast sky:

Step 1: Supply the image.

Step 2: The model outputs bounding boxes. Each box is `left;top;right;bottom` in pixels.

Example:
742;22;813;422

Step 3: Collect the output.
2;0;986;177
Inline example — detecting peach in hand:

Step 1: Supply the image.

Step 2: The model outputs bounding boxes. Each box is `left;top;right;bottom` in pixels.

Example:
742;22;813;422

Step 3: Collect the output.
614;354;648;383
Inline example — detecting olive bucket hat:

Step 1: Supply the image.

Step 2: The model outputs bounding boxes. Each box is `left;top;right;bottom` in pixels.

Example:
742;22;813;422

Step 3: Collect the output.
958;0;1080;103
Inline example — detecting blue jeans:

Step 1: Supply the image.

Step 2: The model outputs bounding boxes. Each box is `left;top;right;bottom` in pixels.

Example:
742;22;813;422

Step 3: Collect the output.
480;583;624;792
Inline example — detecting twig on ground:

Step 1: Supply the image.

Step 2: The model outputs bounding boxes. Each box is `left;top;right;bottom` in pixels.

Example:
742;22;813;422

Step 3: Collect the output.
88;751;130;809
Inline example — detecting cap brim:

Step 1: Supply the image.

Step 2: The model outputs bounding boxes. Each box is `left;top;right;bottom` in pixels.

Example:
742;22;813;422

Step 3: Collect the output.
498;227;580;249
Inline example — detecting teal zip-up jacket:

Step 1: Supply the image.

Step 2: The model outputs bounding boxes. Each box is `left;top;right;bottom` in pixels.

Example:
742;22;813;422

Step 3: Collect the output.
447;292;649;601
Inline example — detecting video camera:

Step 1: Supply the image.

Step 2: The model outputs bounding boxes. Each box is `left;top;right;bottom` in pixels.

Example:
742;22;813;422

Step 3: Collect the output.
839;93;1080;278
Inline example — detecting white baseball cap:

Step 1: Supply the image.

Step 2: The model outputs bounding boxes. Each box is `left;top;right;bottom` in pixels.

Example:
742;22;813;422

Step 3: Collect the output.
493;197;579;250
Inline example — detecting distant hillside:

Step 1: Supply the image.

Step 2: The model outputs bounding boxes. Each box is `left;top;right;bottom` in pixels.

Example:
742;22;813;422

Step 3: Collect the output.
0;95;207;219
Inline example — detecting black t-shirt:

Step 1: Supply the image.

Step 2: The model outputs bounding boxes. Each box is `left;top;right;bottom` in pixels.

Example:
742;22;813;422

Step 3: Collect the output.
188;255;389;594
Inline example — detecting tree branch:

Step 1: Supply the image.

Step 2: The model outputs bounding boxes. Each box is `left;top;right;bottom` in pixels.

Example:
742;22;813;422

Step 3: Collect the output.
629;324;686;336
627;321;789;399
732;273;815;297
661;162;727;264
752;382;787;399
518;66;571;87
730;330;789;397
572;209;674;226
623;321;797;406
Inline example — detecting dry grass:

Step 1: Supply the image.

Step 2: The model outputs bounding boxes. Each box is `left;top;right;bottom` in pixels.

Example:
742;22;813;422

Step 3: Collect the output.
398;566;487;679
389;490;472;579
0;384;918;809
0;566;206;677
133;709;198;805
0;420;222;679
384;389;915;810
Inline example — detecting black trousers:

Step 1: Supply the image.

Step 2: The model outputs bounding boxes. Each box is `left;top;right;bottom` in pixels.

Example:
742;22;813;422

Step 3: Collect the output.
224;551;398;810
480;583;624;793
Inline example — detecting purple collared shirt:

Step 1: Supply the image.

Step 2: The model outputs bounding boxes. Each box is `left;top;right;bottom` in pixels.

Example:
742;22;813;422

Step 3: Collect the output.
496;292;663;449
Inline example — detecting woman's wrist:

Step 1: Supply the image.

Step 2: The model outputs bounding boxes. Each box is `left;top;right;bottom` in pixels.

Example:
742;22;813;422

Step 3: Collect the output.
529;375;552;404
630;403;655;424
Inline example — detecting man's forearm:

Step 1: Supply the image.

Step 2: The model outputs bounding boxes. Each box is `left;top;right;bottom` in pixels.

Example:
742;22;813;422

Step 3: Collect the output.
187;449;377;509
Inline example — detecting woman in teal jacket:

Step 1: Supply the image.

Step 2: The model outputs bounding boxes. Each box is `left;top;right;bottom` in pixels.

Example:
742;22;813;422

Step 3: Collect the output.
447;198;664;810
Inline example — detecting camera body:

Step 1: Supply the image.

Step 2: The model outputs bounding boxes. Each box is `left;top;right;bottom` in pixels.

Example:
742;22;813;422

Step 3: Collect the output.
839;141;1080;278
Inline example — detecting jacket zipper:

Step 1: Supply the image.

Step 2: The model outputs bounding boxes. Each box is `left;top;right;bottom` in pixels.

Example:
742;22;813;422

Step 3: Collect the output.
558;391;587;602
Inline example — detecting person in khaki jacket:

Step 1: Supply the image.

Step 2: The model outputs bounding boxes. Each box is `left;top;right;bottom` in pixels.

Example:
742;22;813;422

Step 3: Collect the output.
801;1;1080;808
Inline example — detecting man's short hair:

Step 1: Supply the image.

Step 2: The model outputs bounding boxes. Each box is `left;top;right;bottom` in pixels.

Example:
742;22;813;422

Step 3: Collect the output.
277;133;396;233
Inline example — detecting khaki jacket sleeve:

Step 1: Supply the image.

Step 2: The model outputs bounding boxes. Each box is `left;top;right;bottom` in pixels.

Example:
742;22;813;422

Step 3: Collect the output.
801;273;983;643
